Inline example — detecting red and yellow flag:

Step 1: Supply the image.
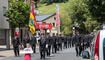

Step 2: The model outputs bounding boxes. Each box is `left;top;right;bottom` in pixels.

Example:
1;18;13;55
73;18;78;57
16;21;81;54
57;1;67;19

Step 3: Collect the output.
29;6;37;34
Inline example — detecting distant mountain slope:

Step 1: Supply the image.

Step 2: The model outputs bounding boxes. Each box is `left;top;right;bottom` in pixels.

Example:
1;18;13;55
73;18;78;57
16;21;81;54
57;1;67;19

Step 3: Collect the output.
38;3;67;15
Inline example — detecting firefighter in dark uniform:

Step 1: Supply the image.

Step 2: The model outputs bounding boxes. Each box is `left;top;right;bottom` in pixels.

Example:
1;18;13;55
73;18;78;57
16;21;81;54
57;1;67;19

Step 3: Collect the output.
46;33;52;56
27;36;31;43
66;36;69;48
64;35;67;49
81;34;85;51
58;34;63;51
68;36;71;48
12;36;20;56
84;35;88;49
79;34;84;56
31;35;36;53
56;33;59;51
88;34;93;47
22;35;27;48
72;36;75;47
74;32;81;56
39;34;46;59
52;33;57;53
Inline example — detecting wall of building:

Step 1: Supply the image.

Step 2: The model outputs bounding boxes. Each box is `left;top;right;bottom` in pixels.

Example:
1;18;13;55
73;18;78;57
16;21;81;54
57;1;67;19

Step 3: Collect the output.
0;0;10;48
43;15;58;36
0;29;6;45
0;0;9;29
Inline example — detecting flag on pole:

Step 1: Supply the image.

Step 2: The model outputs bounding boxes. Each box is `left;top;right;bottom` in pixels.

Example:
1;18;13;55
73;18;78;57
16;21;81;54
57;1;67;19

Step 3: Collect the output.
56;5;60;27
29;6;37;34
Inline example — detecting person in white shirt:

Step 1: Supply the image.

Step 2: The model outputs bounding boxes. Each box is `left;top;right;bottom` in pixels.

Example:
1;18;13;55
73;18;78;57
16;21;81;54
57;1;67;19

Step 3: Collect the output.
24;43;33;60
24;43;33;52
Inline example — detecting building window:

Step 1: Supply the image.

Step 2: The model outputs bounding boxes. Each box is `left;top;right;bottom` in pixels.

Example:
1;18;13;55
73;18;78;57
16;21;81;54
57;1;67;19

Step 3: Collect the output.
3;7;7;15
53;23;55;27
54;17;56;20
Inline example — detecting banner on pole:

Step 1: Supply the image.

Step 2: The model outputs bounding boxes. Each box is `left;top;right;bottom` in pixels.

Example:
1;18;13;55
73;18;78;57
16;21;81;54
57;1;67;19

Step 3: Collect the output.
56;5;60;27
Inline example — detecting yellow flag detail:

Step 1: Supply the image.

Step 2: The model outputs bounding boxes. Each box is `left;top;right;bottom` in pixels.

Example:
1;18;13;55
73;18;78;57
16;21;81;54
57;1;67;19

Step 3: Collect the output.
30;26;35;34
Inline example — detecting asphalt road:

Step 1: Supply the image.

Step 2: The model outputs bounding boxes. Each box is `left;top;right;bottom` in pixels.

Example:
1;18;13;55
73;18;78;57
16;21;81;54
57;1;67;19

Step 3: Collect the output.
1;47;89;60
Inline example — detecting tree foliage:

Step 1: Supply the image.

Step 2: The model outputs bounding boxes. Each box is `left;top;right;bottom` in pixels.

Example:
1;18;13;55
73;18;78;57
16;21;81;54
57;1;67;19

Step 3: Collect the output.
87;0;105;23
60;5;73;35
84;20;101;33
66;0;101;33
66;0;88;33
5;0;30;28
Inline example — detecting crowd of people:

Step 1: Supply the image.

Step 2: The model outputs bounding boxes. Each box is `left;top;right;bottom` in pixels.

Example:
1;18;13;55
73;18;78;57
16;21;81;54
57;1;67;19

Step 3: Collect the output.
12;32;94;59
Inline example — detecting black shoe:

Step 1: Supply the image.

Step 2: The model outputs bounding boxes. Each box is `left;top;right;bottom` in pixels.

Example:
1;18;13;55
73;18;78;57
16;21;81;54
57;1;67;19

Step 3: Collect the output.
76;54;78;56
40;57;42;59
15;54;17;57
43;57;45;59
79;54;81;56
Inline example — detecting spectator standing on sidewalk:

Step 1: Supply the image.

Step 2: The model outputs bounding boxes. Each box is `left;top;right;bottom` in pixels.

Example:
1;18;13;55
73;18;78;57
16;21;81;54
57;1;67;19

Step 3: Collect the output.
24;43;33;60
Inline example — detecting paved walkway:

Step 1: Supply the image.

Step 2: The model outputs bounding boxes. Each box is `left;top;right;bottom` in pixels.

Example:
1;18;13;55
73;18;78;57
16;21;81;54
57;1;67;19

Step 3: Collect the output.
0;45;39;60
0;47;90;60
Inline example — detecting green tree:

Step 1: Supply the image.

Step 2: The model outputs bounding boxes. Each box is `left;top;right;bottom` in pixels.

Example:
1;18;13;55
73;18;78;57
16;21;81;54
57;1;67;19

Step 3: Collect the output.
5;0;30;28
66;0;89;33
60;6;73;35
87;0;105;23
84;19;101;33
66;0;102;33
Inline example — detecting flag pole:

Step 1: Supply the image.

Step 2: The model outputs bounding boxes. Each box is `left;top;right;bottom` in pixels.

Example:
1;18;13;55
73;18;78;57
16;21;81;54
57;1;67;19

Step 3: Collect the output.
58;25;60;34
56;4;60;34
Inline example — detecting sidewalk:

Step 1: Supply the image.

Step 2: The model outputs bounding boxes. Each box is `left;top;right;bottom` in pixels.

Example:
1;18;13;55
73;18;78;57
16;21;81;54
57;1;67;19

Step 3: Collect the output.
2;47;89;60
0;45;39;60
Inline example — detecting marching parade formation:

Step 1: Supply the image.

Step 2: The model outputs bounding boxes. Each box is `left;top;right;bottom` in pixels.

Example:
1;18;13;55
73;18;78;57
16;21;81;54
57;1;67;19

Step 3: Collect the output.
12;32;94;59
0;0;100;60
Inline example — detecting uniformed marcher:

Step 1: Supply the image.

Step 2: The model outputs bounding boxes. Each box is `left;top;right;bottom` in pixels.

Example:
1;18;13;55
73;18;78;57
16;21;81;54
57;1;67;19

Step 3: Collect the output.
79;34;84;56
12;36;20;56
52;33;57;53
74;32;81;56
81;34;85;51
64;35;67;49
39;34;46;59
68;36;72;48
27;35;31;43
46;33;52;56
72;36;75;47
23;35;27;48
58;34;63;51
56;33;59;51
31;35;36;53
84;35;88;50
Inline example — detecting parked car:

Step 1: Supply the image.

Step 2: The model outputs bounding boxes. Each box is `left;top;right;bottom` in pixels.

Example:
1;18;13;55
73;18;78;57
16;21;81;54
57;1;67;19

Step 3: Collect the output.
82;30;105;60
